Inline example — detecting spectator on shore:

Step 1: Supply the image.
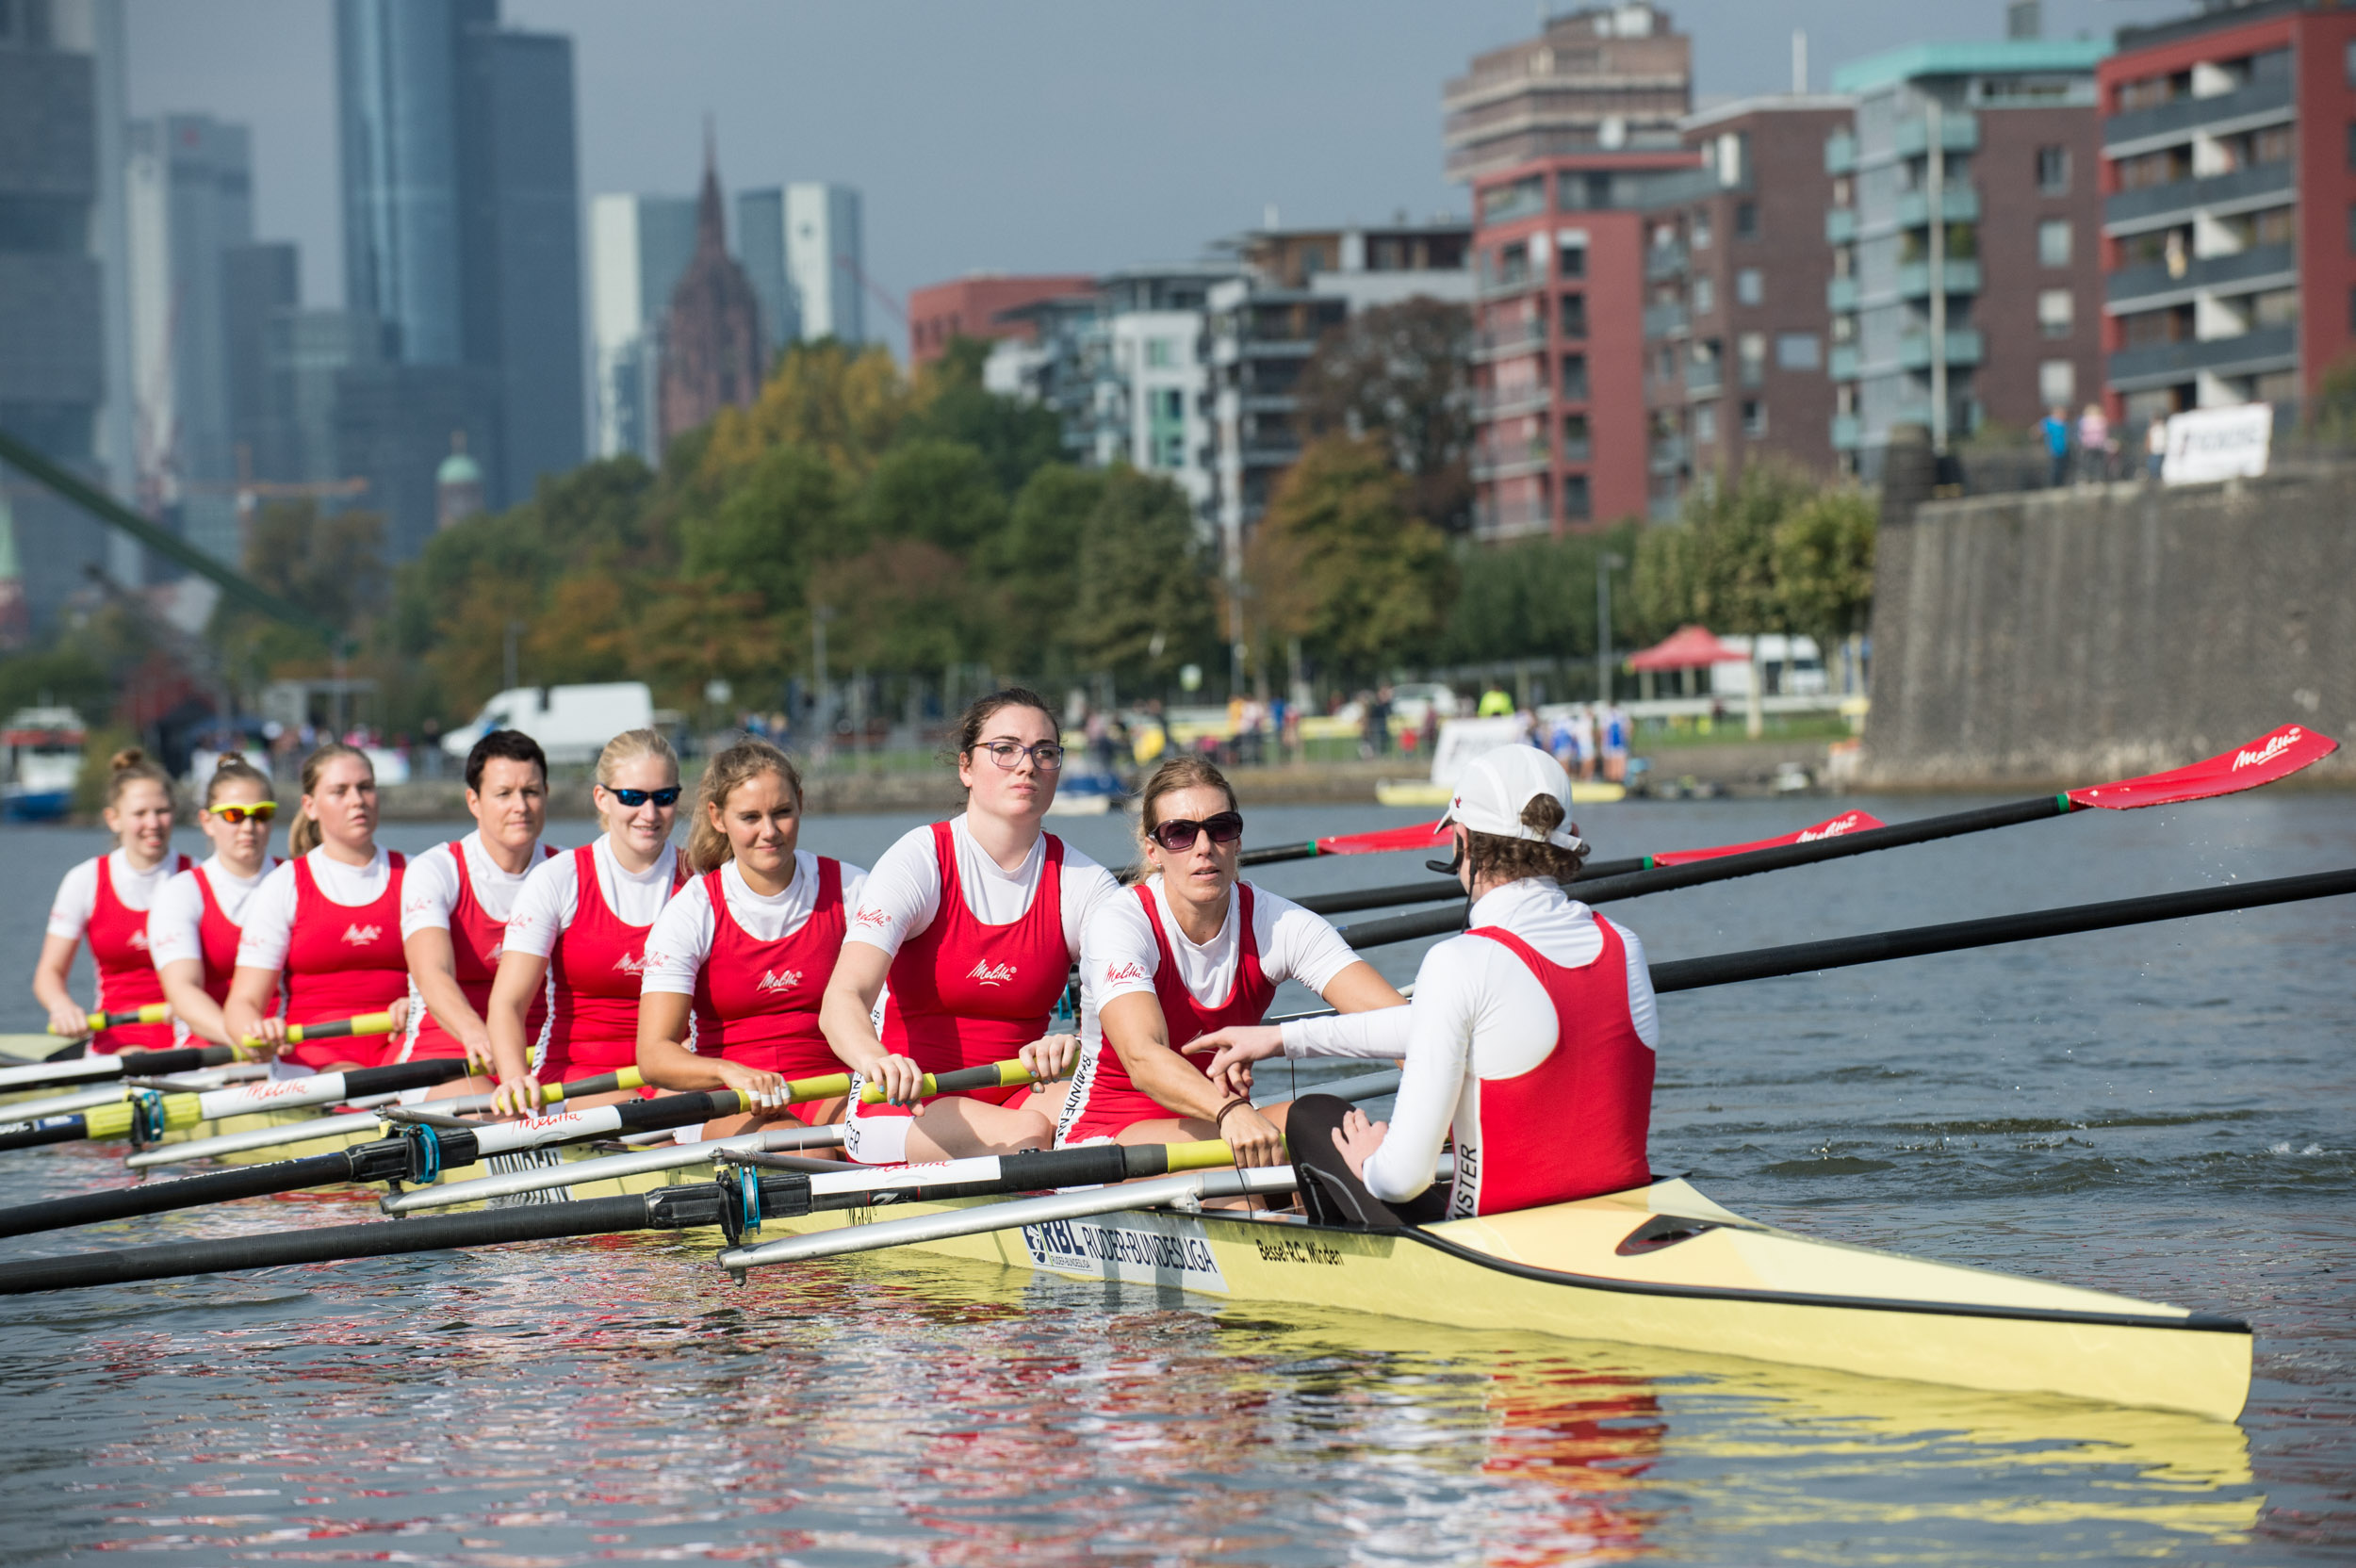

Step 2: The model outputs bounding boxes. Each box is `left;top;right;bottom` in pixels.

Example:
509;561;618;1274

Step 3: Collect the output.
1365;686;1393;759
2077;403;2112;483
2041;406;2071;488
1478;681;1513;717
2146;415;2168;482
1601;704;1631;785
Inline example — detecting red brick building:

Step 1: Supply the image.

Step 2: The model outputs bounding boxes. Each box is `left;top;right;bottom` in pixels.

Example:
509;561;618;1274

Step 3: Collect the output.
2099;0;2356;424
907;273;1095;366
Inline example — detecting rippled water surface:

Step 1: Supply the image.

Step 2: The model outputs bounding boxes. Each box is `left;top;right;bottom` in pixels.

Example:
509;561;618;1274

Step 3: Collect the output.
1;794;2350;1565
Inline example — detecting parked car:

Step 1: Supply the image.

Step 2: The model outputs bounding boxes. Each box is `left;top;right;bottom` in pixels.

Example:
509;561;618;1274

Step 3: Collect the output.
441;683;656;766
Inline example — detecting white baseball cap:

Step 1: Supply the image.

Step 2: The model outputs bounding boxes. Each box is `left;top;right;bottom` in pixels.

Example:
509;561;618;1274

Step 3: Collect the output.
1439;745;1586;852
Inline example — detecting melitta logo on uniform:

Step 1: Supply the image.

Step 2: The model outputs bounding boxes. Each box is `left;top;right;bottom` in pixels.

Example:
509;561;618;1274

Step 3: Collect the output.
852;908;891;929
128;930;151;950
340;923;383;946
1798;813;1868;841
1104;961;1146;984
756;969;803;993
612;953;651;975
967;960;1019;987
2233;727;2302;771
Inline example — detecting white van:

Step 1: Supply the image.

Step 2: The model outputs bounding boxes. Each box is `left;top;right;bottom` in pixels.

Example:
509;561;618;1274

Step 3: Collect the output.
442;683;656;766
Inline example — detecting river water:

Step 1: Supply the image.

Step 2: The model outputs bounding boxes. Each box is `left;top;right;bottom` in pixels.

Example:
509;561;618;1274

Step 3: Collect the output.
0;793;2349;1566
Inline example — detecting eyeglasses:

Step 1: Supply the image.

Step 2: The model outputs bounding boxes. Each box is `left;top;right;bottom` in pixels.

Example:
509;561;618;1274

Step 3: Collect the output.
976;741;1064;772
1150;811;1244;853
210;802;277;825
605;786;683;808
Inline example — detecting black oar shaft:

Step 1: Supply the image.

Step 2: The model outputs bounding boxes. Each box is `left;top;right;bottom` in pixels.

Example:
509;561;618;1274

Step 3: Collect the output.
0;1118;94;1153
1295;879;1464;917
0;1151;362;1239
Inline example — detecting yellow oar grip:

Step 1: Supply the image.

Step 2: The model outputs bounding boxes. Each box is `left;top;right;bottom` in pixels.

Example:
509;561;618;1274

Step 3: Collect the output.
54;1003;172;1035
1165;1139;1239;1173
83;1094;208;1140
265;1011;400;1048
544;1066;646;1102
856;1058;1036;1104
789;1070;853;1103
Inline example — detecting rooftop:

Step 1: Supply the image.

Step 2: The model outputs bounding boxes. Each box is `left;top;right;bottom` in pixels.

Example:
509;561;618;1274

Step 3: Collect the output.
1831;38;2112;95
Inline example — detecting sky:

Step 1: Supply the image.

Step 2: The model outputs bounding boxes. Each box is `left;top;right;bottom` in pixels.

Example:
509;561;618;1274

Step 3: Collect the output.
123;0;2189;333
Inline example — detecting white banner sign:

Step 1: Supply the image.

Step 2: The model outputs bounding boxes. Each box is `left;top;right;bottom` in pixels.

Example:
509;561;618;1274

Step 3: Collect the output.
2162;403;2271;485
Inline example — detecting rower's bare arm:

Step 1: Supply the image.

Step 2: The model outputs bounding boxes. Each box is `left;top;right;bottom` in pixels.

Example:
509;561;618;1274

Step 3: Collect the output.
632;990;784;1106
1320;959;1404;1014
157;957;231;1047
1103;992;1284;1166
32;934;89;1037
223;964;286;1051
821;941;924;1102
483;950;548;1115
404;926;492;1071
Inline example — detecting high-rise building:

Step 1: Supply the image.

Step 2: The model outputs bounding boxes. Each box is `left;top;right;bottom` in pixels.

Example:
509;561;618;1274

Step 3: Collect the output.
658;146;764;447
733;187;792;354
1824;39;2107;476
125;114;255;564
0;0;113;628
2099;2;2356;426
333;362;499;561
222;242;299;484
907;273;1095;366
486;27;583;504
589;192;696;463
265;307;384;486
1444;3;1693;184
788;183;865;345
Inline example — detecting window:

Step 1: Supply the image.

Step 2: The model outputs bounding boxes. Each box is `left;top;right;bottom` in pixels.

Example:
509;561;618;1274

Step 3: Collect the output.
1693;209;1713;249
1562;414;1591;463
2038;360;2076;406
1694;403;1718;443
2348;122;2356;171
2116;147;2189;190
2037;220;2073;267
1559;292;1588;338
1738;332;1766;388
2347;38;2356;84
2037;146;2070;195
1481;174;1545;224
1561;353;1589;400
1735;268;1762;306
1692;275;1715;314
1558;243;1586;279
1562;474;1592;521
2254;286;2299;327
2037;289;2074;338
1154;388;1185;420
1735;200;1758;239
1742;399;1768;438
1775;332;1822;369
1145;338;1175;368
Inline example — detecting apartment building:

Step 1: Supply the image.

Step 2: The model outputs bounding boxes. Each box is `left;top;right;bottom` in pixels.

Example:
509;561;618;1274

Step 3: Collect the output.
2099;0;2356;423
907;273;1093;366
1445;4;1692;183
1824;40;2108;475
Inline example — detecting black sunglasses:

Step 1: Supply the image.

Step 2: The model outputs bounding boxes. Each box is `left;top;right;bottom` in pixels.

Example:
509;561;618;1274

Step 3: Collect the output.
1151;811;1244;853
606;785;683;808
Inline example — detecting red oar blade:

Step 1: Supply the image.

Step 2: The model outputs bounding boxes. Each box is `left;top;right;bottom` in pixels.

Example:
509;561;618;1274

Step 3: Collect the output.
1312;821;1451;858
1646;809;1888;868
2067;725;2339;810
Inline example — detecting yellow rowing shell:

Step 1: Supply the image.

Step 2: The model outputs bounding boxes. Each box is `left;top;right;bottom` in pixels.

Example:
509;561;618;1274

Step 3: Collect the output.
749;1177;2250;1422
1376;779;1625;808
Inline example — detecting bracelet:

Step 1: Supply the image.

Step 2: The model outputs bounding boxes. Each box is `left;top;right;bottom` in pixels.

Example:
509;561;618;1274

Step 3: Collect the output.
1212;1095;1255;1128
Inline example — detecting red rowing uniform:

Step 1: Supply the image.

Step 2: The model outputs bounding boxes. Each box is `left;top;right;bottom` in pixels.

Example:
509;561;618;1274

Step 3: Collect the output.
282;852;407;1070
541;843;681;1081
864;822;1069;1119
1460;917;1652;1215
1061;882;1275;1142
195;861;275;1015
405;841;553;1063
88;853;190;1053
690;858;847;1127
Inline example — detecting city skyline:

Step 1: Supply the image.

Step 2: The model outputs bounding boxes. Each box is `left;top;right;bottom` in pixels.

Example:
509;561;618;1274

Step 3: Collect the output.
124;0;2190;327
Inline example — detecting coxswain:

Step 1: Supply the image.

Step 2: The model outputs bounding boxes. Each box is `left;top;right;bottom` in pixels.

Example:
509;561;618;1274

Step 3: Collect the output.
820;688;1119;1164
1195;747;1657;1224
399;729;553;1098
148;753;281;1047
225;743;411;1074
35;748;190;1054
636;738;867;1139
486;728;685;1115
1057;756;1402;1168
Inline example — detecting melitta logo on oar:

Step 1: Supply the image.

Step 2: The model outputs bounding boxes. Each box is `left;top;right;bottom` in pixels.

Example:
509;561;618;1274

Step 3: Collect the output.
2068;723;2338;809
2233;727;2304;771
1798;811;1873;841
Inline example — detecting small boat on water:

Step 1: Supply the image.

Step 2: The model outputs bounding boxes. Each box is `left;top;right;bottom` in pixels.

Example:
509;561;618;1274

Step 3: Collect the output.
1;706;85;822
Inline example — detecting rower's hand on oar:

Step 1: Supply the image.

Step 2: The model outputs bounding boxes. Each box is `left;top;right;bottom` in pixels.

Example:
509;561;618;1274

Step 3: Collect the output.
461;1034;498;1078
1182;1024;1284;1082
1219;1102;1287;1168
44;1002;91;1040
386;997;411;1034
863;1052;929;1110
242;1015;289;1054
489;1071;544;1119
1020;1032;1081;1088
714;1058;789;1112
1333;1107;1387;1180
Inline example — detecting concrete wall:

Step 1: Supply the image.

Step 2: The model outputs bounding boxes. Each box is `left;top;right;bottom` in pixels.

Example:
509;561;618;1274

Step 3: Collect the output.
1863;443;2356;786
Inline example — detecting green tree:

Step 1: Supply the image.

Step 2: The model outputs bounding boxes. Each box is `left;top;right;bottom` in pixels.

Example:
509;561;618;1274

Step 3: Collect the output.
1629;462;1819;636
981;463;1106;675
1439;522;1641;665
1248;435;1451;677
243;499;388;634
0;645;111;721
901;336;1066;494
1070;466;1218;689
679;444;843;615
857;438;1007;555
1299;297;1474;533
1772;486;1878;653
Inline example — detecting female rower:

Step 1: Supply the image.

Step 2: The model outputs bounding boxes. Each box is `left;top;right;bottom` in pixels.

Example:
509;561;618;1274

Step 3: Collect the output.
35;749;189;1054
1195;747;1657;1224
486;728;684;1116
225;743;411;1074
1057;756;1403;1168
820;688;1119;1164
148;754;280;1047
400;729;552;1096
637;738;867;1139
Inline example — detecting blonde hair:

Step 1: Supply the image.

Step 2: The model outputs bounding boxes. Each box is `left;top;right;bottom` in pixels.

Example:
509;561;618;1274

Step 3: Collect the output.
1129;755;1237;883
592;727;681;837
287;742;372;858
687;737;802;874
203;751;272;809
104;746;175;813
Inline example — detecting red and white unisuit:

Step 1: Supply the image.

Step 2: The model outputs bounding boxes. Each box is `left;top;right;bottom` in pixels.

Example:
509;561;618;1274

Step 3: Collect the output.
533;842;684;1080
83;853;190;1053
687;858;847;1125
1060;883;1276;1142
278;852;408;1070
195;862;271;1010
402;839;553;1063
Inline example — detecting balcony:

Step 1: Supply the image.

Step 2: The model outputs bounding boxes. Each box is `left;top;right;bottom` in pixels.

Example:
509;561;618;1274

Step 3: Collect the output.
1643;302;1689;339
2107;242;2295;308
1477;270;1546;302
1470;319;1548;361
2104;161;2292;230
1469;440;1552;481
1895;186;1979;227
2107;322;2296;388
1830;413;1859;450
1824;134;1856;174
1897;328;1984;369
1825;276;1858;312
1474;499;1556;540
1685;366;1723;400
1897;257;1981;297
1472;383;1552;419
1893;111;1979;156
1648;434;1689;475
1825;207;1857;243
1644;243;1689;282
1828;343;1859;380
2104;73;2292;154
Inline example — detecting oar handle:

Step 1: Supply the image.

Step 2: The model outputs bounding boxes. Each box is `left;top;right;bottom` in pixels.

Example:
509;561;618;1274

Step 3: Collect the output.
541;1066;646;1103
856;1058;1039;1105
51;1003;172;1036
252;1012;400;1049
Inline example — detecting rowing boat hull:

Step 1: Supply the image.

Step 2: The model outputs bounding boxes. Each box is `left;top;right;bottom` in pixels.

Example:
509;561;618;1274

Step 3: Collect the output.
753;1178;2250;1421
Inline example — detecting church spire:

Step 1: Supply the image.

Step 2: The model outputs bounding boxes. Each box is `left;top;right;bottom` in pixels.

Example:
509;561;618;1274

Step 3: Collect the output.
695;115;726;256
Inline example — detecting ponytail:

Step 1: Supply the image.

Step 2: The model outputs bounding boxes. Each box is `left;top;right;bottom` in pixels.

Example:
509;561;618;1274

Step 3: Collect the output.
203;750;272;809
286;741;370;858
687;737;802;874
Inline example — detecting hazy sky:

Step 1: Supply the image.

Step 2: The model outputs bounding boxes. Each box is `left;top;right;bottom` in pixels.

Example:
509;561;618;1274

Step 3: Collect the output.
124;0;2185;335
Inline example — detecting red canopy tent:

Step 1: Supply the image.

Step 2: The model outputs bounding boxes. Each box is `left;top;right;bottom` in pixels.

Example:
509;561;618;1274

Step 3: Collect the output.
1628;624;1743;671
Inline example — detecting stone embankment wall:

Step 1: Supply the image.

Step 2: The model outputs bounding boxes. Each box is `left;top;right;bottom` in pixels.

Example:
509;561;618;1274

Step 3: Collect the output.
1862;430;2356;788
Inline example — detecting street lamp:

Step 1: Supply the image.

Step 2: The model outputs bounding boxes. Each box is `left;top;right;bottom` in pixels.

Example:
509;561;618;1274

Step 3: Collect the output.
1595;551;1625;703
